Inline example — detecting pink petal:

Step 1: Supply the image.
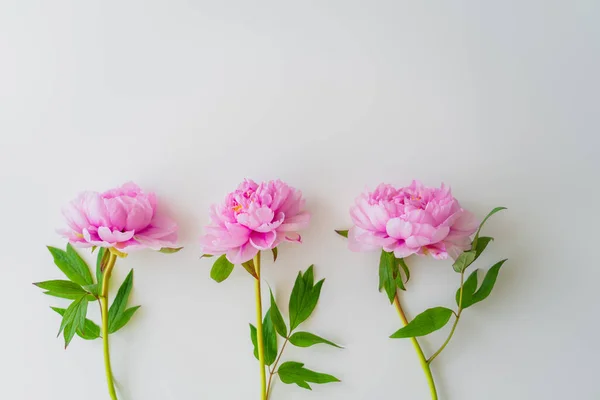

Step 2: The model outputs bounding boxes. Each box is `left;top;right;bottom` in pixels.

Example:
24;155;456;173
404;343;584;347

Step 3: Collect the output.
386;218;413;240
83;193;109;227
97;227;135;243
226;242;259;264
278;212;310;232
249;231;277;250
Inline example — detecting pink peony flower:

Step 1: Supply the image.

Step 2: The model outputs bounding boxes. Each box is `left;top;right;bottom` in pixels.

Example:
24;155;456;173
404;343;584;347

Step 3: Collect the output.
200;179;310;264
59;182;178;251
348;181;478;260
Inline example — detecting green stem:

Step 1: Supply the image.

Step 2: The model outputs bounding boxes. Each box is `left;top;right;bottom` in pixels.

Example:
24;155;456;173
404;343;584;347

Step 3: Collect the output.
428;271;465;364
100;251;119;400
393;294;438;400
266;337;289;399
254;252;267;400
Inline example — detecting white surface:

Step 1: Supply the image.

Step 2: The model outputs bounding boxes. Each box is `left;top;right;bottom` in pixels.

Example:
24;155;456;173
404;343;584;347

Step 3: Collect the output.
1;1;599;399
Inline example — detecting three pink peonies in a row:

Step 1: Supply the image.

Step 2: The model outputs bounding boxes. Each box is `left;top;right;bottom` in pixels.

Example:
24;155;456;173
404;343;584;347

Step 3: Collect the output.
60;179;478;262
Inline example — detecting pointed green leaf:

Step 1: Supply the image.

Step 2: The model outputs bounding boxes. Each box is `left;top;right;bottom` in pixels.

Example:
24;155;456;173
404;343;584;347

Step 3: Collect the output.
248;312;277;366
109;306;141;334
249;323;258;359
272;247;278;262
289;267;324;331
463;259;506;309
269;289;287;338
289;332;342;348
456;269;479;307
210;255;234;283
66;244;94;286
454;237;495;272
96;248;108;289
303;265;315;287
51;307;100;340
289;271;306;330
334;229;349;238
43;291;95;301
108;269;134;332
241;259;258;279
159;247;183;254
200;254;214;259
390;307;454;338
47;246;90;286
379;250;397;303
263;309;278;366
278;361;340;390
82;284;99;297
34;280;87;296
473;207;507;246
58;296;88;347
397;258;410;283
57;296;84;337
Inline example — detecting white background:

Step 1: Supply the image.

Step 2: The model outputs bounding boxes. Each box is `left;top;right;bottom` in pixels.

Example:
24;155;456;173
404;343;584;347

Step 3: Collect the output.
1;1;599;399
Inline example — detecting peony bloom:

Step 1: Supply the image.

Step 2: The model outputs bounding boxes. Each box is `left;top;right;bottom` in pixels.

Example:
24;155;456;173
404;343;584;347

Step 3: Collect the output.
348;181;478;260
200;179;310;264
59;182;178;251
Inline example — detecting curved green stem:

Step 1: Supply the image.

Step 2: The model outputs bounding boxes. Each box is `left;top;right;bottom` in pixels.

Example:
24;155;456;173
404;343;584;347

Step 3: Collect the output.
428;271;465;364
393;294;438;400
266;337;289;400
254;252;267;400
100;251;118;400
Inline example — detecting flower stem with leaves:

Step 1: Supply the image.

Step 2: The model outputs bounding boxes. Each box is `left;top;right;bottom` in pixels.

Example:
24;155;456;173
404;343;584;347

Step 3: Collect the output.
253;252;268;400
34;245;180;399
208;250;341;399
337;206;508;399
100;250;119;400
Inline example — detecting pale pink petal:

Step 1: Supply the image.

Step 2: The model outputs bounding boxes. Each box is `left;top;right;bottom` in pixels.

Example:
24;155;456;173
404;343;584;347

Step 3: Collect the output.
249;231;277;250
97;226;135;243
278;212;310;232
386;218;413;240
226;242;259;264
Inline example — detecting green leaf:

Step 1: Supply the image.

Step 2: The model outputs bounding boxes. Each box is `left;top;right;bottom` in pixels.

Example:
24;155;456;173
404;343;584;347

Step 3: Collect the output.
249;310;278;366
51;307;100;340
272;247;278;262
462;260;506;309
249;323;258;358
108;270;135;333
289;332;342;348
453;206;506;273
47;246;91;287
473;207;507;246
269;289;287;338
289;267;324;331
34;280;87;296
241;259;258;279
109;306;141;334
66;244;94;286
303;265;315;287
397;258;410;283
58;296;88;348
210;255;234;283
379;250;398;303
159;247;183;254
456;269;479;307
200;254;214;259
453;237;493;273
278;361;340;390
43;291;95;301
57;296;85;337
263;309;278;366
82;284;99;297
390;307;454;339
335;230;348;238
96;248;108;289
